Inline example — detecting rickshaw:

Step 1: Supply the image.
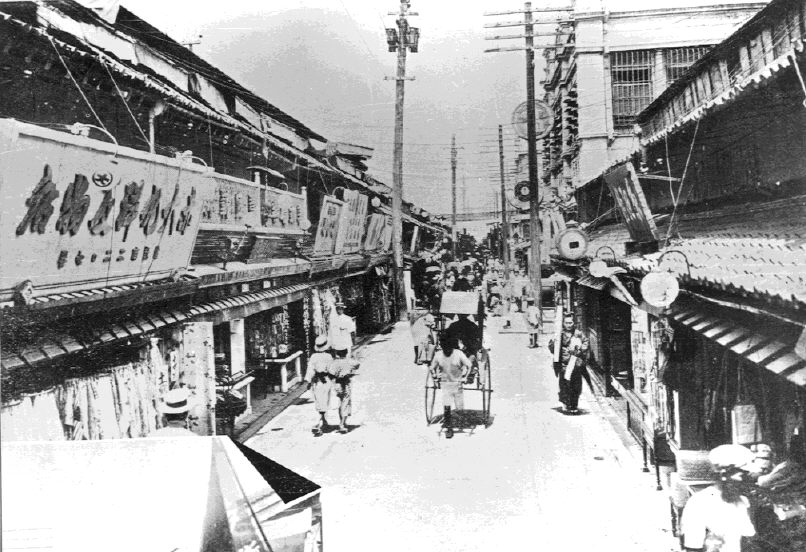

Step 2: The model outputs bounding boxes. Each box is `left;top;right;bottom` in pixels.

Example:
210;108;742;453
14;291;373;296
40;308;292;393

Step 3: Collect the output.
424;290;493;433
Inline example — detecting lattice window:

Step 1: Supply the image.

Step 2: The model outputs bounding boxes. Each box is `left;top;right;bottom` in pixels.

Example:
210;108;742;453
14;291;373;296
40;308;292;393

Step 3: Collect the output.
610;50;654;132
664;46;710;83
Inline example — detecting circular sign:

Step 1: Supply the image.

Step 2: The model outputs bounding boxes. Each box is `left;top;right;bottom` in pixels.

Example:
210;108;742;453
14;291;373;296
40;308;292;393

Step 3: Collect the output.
556;228;589;260
511;100;553;140
640;271;680;308
92;171;114;188
515;181;531;202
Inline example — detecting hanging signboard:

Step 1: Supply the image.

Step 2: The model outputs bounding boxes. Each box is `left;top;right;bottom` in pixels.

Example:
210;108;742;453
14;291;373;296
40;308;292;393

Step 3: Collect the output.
200;174;308;234
363;213;386;251
312;195;343;256
603;162;658;244
335;189;368;254
380;215;393;251
0;119;209;303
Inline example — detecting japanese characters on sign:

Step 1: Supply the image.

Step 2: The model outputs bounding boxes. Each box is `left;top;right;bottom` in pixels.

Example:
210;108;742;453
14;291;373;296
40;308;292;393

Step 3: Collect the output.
312;195;344;256
363;213;391;252
199;175;308;234
603;162;658;244
335;189;368;254
0;120;208;302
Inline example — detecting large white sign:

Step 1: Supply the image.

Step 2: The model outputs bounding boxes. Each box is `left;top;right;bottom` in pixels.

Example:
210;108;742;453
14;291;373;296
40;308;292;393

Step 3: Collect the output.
0;120;209;302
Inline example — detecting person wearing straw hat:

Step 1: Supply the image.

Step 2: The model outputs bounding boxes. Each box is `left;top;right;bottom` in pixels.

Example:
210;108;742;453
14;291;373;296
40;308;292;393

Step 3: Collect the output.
150;387;196;437
680;444;756;552
304;335;335;436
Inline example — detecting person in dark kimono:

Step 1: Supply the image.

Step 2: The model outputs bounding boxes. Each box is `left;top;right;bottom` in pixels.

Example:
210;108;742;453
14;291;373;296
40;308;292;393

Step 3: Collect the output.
548;313;589;414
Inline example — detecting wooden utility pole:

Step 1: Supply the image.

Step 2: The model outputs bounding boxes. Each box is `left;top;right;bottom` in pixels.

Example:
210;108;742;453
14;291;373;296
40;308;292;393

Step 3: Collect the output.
498;124;510;282
524;3;542;307
386;1;418;320
484;2;572;307
451;134;457;258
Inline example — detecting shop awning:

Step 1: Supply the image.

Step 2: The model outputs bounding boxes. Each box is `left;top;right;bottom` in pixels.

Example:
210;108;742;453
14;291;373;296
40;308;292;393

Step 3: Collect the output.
2;437;322;552
576;274;610;291
668;305;806;387
1;285;310;371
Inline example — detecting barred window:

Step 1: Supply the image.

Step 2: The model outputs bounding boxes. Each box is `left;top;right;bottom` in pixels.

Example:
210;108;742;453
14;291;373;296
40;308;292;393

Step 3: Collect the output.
663;46;710;83
611;50;654;132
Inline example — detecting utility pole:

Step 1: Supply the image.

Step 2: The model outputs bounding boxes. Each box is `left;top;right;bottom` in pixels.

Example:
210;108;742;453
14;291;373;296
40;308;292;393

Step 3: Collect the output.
484;2;571;308
451;134;457;258
524;4;542;308
182;34;203;52
386;1;419;320
498;124;510;282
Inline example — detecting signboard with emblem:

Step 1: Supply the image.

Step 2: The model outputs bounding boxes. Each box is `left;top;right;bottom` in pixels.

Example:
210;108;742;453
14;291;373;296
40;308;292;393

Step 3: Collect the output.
603;162;658;244
0;119;209;302
312;195;343;256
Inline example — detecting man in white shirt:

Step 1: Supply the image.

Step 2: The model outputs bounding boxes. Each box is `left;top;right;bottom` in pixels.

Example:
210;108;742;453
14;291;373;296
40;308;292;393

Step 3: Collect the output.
330;301;356;358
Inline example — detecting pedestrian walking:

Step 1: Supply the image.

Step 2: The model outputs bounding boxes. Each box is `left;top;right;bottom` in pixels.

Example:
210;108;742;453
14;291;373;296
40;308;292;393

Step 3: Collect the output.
304;335;334;436
524;298;541;348
330;301;356;358
548;313;589;414
410;307;436;364
331;354;360;433
429;335;471;439
150;387;196;437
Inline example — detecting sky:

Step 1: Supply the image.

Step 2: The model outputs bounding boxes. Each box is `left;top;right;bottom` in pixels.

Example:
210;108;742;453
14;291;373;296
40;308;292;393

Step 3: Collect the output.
115;0;764;222
115;0;563;217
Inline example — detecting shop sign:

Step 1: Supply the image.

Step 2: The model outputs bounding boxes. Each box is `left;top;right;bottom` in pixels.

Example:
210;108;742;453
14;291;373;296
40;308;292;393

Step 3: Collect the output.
335;189;368;254
0;120;208;302
380;215;393;251
200;175;308;234
363;213;386;251
312;195;343;255
603;162;658;244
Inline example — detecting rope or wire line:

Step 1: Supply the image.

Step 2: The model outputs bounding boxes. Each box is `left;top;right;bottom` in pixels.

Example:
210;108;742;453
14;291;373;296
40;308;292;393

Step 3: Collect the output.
664;133;677;208
663;118;701;247
99;57;150;145
47;35;108;134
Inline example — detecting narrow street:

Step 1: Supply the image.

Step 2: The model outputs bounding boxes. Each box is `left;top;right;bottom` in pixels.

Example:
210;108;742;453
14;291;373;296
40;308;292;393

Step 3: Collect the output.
246;318;678;552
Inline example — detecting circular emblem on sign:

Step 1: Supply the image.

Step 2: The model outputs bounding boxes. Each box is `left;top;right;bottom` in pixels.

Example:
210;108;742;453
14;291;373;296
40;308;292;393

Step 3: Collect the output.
640;271;680;309
556;228;589;260
515;181;531;202
92;171;114;188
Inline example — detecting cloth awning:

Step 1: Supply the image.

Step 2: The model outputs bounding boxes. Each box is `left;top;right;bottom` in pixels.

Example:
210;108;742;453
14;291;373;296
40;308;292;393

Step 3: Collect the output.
1;285;310;371
1;437;322;552
668;304;806;387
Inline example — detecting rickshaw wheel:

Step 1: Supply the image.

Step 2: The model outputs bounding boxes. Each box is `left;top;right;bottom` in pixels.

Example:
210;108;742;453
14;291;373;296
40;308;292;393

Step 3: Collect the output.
480;352;492;426
425;369;440;425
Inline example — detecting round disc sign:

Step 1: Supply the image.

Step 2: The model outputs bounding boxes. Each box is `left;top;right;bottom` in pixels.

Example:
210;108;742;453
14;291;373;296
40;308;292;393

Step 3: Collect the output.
641;271;680;308
556;228;589;260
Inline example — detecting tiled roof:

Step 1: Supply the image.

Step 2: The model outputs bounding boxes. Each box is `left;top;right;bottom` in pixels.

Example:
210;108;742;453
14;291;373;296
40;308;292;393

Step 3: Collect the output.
582;196;806;308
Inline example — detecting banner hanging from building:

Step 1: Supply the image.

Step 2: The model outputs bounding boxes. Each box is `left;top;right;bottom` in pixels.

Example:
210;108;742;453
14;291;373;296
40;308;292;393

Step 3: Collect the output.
603;162;658;244
312;195;343;256
0;120;208;302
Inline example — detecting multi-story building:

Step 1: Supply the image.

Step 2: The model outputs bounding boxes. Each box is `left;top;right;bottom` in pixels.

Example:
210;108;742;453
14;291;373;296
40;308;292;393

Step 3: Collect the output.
539;0;768;200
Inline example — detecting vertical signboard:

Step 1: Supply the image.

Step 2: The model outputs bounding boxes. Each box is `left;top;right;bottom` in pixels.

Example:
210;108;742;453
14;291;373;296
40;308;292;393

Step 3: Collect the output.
335;189;368;254
380;215;393;251
312;195;343;256
603;162;658;243
363;213;386;251
0;120;208;302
